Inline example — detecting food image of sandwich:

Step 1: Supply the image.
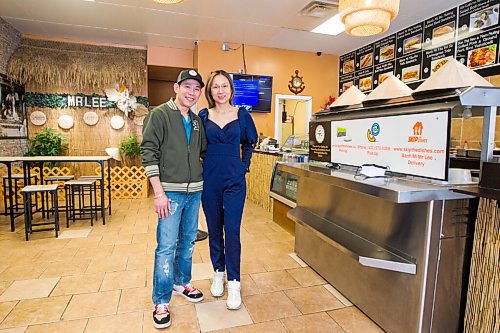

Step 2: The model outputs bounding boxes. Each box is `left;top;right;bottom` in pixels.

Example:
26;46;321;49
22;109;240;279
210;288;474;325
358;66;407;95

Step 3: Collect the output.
468;45;496;68
342;81;354;91
433;24;454;40
360;54;373;68
378;73;390;84
343;60;354;73
404;36;421;53
432;58;449;73
403;69;419;81
380;45;395;60
359;77;372;91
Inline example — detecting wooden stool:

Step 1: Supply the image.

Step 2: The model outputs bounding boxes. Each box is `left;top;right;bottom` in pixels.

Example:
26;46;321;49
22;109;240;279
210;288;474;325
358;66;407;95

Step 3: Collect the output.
64;179;98;227
78;176;103;216
21;184;60;241
2;174;38;215
44;175;74;214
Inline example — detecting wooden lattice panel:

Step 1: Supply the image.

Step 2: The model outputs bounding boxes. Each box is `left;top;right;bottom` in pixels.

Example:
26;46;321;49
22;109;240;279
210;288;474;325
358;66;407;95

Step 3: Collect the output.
95;166;148;199
464;198;500;333
245;153;279;212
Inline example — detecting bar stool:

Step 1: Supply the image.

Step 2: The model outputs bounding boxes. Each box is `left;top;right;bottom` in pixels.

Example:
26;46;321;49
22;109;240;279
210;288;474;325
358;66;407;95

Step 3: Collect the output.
2;174;38;215
21;184;60;241
44;175;74;214
64;179;98;227
78;175;103;216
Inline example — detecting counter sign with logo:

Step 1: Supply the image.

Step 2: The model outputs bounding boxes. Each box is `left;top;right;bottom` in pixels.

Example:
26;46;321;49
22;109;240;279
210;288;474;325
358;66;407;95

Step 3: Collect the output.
309;121;331;162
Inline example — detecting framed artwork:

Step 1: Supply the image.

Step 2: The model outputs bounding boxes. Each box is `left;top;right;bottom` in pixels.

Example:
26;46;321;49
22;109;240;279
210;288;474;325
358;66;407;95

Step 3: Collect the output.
0;74;28;139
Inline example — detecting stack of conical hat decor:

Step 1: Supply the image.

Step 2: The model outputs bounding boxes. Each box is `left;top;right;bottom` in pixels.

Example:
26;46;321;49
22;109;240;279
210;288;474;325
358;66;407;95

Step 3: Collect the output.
364;74;413;101
330;86;366;107
414;57;493;94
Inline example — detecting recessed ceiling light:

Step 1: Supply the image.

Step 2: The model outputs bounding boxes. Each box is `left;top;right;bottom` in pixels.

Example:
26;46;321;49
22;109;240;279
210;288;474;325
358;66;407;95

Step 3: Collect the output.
311;14;345;36
153;0;185;4
82;0;96;2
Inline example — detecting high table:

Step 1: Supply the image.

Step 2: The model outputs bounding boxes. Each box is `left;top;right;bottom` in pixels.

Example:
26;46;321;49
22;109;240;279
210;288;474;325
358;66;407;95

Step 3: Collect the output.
0;156;112;229
0;157;24;231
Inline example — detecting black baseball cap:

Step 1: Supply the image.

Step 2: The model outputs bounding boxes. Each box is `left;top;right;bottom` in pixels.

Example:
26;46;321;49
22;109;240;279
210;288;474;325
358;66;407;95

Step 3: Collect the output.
176;69;204;88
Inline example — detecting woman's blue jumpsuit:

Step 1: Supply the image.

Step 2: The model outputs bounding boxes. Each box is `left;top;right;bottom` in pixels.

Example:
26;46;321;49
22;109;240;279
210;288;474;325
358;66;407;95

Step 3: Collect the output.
199;108;257;281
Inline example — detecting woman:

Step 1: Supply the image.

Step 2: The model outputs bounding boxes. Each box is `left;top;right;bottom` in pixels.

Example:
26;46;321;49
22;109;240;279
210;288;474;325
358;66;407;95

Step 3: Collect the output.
199;70;257;310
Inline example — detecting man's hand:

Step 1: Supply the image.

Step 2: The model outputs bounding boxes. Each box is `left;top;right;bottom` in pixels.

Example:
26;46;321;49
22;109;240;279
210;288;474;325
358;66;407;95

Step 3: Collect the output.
155;194;171;219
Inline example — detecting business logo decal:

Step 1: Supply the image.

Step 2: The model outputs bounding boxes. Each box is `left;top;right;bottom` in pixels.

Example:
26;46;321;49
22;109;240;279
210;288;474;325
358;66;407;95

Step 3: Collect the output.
408;121;427;142
315;125;325;143
367;123;380;142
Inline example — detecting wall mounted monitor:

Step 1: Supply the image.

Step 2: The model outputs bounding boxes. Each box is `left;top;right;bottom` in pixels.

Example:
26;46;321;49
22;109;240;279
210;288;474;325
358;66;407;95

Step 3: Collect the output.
230;73;273;113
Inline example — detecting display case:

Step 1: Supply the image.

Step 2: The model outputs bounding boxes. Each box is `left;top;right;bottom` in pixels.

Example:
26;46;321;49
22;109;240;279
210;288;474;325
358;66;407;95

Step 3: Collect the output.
269;162;297;208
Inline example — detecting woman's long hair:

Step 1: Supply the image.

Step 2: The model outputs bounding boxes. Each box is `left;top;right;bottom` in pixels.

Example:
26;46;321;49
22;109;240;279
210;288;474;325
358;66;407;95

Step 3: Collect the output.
205;70;234;109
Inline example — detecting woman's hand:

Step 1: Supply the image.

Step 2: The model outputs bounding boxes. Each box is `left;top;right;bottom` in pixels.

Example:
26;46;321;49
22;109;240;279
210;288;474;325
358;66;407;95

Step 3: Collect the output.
155;194;171;219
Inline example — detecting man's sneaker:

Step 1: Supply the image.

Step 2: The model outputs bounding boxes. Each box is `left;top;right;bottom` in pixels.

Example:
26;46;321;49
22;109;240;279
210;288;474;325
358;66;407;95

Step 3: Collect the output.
226;280;242;310
153;303;170;329
211;270;225;297
173;283;204;303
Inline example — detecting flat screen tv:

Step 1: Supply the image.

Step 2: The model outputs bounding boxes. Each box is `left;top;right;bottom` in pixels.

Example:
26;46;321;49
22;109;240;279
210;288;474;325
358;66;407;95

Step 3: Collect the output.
230;73;273;113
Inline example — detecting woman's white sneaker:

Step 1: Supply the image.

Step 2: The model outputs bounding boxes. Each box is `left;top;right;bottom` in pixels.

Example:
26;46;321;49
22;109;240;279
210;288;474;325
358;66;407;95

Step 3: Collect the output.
211;270;225;297
226;280;241;310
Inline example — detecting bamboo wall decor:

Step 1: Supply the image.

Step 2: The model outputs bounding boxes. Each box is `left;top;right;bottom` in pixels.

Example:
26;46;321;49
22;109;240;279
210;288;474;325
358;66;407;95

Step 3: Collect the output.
245;153;279;212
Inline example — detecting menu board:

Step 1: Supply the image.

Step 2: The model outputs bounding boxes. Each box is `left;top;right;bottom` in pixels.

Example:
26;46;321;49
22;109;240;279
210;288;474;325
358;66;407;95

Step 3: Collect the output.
330;111;450;180
338;0;500;95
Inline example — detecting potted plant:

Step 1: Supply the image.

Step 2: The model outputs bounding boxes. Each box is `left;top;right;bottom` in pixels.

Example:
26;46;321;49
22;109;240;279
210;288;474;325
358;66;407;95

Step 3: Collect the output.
119;135;141;166
26;127;67;167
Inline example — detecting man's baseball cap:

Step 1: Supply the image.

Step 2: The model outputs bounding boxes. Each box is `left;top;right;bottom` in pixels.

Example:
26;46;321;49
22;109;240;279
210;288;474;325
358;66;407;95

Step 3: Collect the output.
176;69;204;88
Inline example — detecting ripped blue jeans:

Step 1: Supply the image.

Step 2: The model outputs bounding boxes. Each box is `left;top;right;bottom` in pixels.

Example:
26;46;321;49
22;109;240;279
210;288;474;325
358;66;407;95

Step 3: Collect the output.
152;191;201;305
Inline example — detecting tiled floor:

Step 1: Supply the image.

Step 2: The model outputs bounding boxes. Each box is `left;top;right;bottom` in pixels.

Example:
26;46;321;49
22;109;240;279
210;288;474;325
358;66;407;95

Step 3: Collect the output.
0;198;384;332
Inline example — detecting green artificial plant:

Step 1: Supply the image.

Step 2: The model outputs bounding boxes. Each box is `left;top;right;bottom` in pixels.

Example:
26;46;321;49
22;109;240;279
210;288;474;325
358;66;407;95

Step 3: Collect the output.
26;127;66;157
119;135;141;166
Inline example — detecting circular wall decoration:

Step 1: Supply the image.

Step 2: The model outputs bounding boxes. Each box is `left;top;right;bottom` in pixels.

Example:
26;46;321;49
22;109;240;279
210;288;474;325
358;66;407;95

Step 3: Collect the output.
30;111;47;126
83;111;99;126
110;115;125;130
58;115;74;130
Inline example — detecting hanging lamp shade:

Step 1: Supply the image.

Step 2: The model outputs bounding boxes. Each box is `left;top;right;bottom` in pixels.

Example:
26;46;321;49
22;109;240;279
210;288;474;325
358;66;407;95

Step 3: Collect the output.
153;0;184;4
339;0;400;36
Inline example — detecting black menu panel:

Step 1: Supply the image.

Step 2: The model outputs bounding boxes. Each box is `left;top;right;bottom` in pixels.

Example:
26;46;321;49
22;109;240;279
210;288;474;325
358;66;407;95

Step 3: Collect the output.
338;0;500;95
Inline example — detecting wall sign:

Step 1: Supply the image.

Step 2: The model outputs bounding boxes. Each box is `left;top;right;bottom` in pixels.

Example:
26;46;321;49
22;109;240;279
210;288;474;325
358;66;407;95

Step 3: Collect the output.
25;92;149;109
330;111;450;180
29;111;47;126
309;121;332;162
58;115;74;130
83;111;99;126
110;115;125;130
338;0;500;95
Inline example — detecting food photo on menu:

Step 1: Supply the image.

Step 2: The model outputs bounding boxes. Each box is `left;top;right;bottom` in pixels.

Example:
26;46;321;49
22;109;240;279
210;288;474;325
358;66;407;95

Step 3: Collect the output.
343;59;354;74
379;44;395;62
467;44;497;68
432;23;455;45
402;65;420;82
360;53;373;68
342;81;354;92
431;57;452;75
359;76;372;91
378;72;393;84
403;35;422;54
469;4;499;32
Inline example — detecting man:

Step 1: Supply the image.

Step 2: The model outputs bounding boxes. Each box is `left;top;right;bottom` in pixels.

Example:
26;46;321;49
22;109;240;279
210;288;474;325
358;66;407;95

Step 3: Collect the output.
141;69;207;329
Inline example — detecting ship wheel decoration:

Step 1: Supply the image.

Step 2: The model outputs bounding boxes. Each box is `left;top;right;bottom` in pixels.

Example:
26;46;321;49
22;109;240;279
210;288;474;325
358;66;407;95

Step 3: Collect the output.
288;70;305;95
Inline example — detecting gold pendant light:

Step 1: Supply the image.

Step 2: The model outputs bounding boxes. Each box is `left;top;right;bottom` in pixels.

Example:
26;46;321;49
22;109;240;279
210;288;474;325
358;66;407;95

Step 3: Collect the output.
339;0;400;36
153;0;185;4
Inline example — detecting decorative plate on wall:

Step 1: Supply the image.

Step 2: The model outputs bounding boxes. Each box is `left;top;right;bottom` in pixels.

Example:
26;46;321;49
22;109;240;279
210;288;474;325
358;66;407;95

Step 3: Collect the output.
83;111;99;126
110;115;125;130
58;114;74;130
30;111;47;126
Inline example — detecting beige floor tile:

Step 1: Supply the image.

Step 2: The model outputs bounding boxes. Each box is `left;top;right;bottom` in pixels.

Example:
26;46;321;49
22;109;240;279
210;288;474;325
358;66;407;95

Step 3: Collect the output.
57;229;91;239
285;285;345;314
240;261;267;275
288;253;308;267
323;284;353;307
142;304;200;333
195;300;253;332
0;265;46;282
0;296;71;329
62;290;120;320
34;248;78;263
100;269;146;291
281;312;344;333
111;244;148;257
259;253;301;271
240;275;260;297
0;282;12;296
84;311;142;333
328;306;385;333
265;231;294;243
286;267;326;287
85;256;128;274
228;320;287;333
250;271;300;293
0;301;17;323
242;223;276;235
126;254;153;270
99;233;133;245
244;291;300;323
51;273;104;296
192;263;215;281
131;233;155;245
64;237;102;249
25;319;87;333
40;259;90;278
73;245;114;260
0;327;27;333
0;278;59;302
118;286;152;313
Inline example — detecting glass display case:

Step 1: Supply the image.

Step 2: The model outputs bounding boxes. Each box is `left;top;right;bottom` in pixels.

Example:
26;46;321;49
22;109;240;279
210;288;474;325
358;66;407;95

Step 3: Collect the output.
281;134;309;155
269;162;298;207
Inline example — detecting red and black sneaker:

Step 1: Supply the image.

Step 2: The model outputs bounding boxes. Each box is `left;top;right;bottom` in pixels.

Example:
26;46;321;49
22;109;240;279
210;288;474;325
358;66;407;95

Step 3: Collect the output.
153;303;170;329
173;283;204;303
